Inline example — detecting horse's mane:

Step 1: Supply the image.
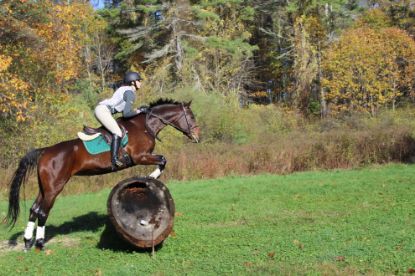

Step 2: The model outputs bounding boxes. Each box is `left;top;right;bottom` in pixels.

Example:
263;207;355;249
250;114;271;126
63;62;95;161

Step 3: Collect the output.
148;98;181;108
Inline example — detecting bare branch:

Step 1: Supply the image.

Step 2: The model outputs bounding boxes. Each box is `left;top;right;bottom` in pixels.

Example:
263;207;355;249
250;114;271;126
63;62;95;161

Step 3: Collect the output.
275;48;294;59
259;27;287;40
143;44;171;63
117;23;163;42
179;33;207;42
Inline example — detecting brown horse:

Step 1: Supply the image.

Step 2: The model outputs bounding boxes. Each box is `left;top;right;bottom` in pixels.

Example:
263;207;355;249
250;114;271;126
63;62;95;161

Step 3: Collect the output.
6;99;200;250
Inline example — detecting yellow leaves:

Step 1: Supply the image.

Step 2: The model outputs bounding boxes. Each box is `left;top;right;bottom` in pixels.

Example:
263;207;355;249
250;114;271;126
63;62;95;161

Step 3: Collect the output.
322;26;415;115
0;1;98;123
31;5;82;84
0;55;12;71
354;8;392;29
0;53;31;121
21;2;104;87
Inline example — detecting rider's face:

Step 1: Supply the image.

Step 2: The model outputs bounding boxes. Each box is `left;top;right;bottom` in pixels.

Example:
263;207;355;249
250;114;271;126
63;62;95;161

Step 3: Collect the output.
134;80;142;90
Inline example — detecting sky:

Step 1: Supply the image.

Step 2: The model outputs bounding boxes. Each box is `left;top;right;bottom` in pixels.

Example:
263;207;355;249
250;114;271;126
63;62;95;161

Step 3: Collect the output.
90;0;104;10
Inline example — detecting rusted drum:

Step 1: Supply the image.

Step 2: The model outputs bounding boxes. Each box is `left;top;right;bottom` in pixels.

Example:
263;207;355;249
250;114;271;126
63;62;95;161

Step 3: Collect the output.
107;177;175;248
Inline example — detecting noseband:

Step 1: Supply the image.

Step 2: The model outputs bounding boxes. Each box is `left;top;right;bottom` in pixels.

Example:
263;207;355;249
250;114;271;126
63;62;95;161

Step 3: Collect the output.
145;104;197;140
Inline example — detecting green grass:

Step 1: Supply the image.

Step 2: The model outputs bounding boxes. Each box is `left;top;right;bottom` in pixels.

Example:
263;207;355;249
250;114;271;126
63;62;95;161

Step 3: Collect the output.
0;164;414;275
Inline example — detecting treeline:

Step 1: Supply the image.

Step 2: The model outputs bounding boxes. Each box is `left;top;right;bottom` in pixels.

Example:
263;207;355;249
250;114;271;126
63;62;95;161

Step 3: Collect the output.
1;1;415;121
0;0;415;121
1;0;415;170
92;0;415;116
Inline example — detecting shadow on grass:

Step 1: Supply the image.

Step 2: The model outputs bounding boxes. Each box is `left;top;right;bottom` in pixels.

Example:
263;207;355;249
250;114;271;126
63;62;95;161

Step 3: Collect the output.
7;211;163;254
7;212;106;246
97;220;164;253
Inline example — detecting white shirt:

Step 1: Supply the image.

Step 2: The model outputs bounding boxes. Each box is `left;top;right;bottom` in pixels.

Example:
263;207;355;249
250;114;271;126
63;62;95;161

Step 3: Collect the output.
99;86;135;113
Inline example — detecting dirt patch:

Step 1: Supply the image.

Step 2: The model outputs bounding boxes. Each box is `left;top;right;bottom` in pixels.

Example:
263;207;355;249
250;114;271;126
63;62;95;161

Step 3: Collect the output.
0;236;81;254
47;236;81;248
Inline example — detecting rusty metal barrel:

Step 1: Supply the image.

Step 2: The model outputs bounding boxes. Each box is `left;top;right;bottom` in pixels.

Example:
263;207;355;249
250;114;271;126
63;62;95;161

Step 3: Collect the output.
107;177;175;249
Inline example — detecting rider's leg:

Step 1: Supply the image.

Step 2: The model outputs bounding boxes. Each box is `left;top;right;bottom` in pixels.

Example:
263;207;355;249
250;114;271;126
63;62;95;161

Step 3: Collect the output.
94;105;123;169
110;134;123;169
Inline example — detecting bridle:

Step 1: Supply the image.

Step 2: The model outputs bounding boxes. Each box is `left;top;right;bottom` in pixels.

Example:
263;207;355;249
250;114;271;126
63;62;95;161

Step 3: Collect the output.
145;103;198;141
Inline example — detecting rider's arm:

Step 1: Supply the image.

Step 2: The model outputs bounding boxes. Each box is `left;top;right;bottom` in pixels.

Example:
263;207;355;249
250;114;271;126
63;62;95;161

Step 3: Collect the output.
122;90;139;118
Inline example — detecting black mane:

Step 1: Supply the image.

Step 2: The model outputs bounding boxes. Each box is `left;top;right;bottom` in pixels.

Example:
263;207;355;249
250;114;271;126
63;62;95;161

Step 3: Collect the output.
148;98;181;108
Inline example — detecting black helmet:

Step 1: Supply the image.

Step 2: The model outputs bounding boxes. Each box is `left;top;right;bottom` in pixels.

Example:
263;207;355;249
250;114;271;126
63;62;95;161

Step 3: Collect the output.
124;71;142;84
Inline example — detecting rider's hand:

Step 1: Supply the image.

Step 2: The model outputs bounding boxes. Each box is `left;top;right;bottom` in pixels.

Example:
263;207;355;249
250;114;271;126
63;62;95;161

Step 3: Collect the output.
137;106;149;114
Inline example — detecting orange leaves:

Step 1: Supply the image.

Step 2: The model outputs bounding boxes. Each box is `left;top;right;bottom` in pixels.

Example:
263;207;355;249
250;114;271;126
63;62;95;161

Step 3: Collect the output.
0;1;105;122
322;26;415;115
0;55;12;72
0;52;30;121
6;1;103;87
31;3;87;84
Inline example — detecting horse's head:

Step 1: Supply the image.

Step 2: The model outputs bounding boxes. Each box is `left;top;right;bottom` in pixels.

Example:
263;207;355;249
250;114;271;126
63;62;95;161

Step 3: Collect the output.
146;99;200;143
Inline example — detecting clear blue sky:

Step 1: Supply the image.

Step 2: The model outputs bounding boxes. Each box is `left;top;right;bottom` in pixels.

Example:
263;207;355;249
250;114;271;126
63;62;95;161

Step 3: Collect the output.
90;0;104;10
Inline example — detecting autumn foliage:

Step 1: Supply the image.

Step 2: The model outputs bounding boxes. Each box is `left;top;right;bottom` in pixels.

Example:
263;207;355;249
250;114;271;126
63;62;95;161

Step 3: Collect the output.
0;0;104;122
322;26;415;115
0;50;30;121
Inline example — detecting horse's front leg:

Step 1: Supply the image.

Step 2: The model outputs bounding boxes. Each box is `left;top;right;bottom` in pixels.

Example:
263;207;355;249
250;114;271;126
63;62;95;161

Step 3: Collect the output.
136;154;167;179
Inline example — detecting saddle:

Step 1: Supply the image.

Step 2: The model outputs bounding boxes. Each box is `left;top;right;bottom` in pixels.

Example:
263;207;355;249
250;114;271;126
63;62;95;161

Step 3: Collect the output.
82;125;128;144
78;124;132;167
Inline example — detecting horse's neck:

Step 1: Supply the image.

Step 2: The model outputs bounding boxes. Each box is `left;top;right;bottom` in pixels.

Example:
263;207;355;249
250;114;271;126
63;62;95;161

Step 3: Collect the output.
146;109;171;137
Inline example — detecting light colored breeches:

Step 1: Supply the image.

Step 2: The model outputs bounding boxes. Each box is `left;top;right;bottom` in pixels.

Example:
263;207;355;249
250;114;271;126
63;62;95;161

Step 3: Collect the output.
94;105;122;137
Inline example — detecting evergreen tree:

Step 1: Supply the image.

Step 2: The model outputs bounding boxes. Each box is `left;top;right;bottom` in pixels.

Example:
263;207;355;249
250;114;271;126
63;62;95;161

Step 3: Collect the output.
111;0;257;98
249;0;360;115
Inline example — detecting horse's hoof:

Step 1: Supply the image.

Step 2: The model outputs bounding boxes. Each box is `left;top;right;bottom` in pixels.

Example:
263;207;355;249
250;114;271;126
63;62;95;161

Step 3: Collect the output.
34;239;45;250
24;238;34;251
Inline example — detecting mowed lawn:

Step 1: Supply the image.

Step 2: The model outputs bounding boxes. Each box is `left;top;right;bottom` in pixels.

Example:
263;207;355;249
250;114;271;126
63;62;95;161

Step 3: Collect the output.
0;164;414;275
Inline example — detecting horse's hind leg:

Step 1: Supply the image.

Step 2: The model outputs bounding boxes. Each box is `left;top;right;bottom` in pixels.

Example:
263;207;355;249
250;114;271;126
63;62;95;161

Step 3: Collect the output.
32;168;71;250
34;182;69;250
23;194;42;251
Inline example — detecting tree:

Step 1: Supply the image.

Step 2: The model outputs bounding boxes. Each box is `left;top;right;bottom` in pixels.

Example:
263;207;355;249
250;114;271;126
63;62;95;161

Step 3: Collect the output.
0;50;30;122
0;0;107;122
364;1;415;36
114;0;192;90
292;15;327;115
322;27;415;115
112;0;257;96
247;0;359;112
182;0;257;93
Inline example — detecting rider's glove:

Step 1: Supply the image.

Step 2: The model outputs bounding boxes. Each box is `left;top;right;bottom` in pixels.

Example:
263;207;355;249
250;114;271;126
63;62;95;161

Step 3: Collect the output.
137;106;149;114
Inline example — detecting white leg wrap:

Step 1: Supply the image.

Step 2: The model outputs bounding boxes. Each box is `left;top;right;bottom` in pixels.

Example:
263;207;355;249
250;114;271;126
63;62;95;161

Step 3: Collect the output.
35;226;45;240
24;221;35;240
149;168;162;179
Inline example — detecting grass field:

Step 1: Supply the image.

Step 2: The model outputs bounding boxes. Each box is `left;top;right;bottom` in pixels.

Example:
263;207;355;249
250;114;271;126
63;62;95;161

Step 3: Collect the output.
0;164;414;275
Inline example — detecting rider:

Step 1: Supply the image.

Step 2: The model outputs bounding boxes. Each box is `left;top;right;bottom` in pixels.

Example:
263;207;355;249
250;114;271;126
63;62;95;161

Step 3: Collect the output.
95;71;146;169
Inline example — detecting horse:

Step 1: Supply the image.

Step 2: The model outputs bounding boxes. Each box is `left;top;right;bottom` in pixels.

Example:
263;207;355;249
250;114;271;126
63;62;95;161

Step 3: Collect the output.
5;98;200;250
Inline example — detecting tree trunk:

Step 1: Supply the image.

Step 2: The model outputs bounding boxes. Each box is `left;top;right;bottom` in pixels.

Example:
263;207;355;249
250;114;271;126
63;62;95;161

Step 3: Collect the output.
317;42;327;117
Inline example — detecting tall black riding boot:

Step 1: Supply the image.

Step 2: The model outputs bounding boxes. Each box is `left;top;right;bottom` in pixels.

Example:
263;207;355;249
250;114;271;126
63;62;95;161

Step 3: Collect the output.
111;134;123;170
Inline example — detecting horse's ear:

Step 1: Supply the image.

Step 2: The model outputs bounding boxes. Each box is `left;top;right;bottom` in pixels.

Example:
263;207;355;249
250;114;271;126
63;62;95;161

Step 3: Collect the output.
185;100;192;107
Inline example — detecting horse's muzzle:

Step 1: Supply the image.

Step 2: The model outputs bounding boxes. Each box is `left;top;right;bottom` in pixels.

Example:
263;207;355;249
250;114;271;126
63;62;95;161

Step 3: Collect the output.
190;126;201;143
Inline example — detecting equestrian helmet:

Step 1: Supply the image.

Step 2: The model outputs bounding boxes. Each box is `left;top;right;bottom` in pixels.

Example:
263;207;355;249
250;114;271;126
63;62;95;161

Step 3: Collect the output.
124;71;142;84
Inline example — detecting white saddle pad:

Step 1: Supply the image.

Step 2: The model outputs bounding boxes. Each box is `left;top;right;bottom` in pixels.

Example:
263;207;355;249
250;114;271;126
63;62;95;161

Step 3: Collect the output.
77;132;101;141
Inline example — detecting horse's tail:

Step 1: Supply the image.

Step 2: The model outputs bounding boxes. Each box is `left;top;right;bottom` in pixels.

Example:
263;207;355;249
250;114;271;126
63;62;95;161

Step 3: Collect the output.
6;148;43;228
